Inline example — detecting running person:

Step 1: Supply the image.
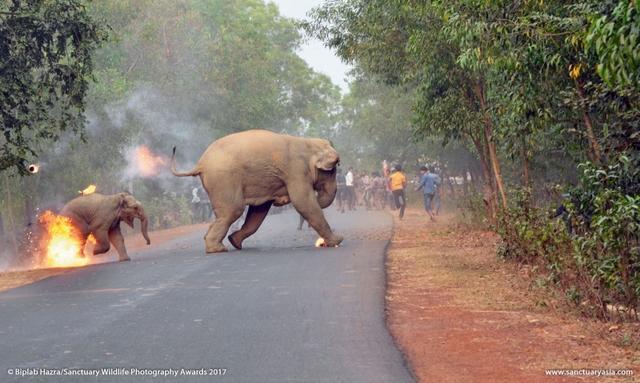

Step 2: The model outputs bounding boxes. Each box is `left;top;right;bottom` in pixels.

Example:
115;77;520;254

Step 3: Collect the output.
415;165;439;221
388;165;407;219
345;167;356;211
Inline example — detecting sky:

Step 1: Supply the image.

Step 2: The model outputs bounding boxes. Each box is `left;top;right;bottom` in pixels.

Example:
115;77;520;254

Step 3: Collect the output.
270;0;352;92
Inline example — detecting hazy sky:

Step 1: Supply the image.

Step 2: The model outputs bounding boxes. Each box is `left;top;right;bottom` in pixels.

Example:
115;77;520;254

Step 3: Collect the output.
270;0;352;92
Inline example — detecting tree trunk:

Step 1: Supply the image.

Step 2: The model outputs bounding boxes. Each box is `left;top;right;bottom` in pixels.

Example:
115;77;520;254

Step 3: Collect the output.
469;134;497;223
574;79;601;163
462;171;469;196
474;80;507;210
442;168;455;198
522;136;530;189
2;173;19;256
468;168;478;193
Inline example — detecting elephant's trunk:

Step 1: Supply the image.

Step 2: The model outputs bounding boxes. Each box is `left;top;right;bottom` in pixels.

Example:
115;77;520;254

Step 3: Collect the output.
317;184;337;209
139;209;150;245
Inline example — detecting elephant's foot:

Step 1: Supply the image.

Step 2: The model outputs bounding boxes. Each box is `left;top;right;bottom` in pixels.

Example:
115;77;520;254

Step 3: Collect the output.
118;256;131;262
205;243;228;253
324;234;344;247
228;232;243;250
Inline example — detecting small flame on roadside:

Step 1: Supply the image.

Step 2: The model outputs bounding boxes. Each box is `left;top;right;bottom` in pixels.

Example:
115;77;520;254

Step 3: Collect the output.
27;163;39;174
38;211;90;268
132;145;167;177
79;184;97;196
315;238;338;248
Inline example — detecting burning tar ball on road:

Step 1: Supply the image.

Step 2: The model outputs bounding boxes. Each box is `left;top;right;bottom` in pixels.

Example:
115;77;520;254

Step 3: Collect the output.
27;163;40;174
315;238;339;248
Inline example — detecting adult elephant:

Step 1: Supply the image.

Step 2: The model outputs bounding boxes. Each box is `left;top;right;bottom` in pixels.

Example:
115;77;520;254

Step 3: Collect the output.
171;129;342;253
60;192;150;261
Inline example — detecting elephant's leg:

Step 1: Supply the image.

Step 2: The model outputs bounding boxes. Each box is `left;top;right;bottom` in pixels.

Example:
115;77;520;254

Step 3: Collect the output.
289;184;343;247
92;229;111;255
108;226;130;262
228;201;272;250
75;222;90;257
204;206;244;253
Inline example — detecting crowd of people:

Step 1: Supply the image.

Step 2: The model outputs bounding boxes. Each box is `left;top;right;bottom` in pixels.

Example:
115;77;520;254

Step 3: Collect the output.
335;161;442;221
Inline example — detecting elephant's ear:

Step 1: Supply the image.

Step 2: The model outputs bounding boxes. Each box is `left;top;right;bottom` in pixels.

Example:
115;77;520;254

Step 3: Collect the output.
315;148;340;171
117;193;135;228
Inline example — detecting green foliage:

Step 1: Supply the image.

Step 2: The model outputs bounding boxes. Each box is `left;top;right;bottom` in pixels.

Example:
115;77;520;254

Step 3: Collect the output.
87;0;341;136
336;76;419;167
586;1;640;88
570;154;640;221
308;1;640;321
497;188;573;270
454;191;488;228
570;155;640;316
498;155;640;319
1;0;344;245
144;191;191;229
0;0;106;174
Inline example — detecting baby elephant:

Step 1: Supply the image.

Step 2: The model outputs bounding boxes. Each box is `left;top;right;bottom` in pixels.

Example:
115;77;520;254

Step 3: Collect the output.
60;192;150;261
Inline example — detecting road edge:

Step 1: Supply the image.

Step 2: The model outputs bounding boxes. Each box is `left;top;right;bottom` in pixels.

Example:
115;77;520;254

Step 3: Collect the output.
382;210;420;383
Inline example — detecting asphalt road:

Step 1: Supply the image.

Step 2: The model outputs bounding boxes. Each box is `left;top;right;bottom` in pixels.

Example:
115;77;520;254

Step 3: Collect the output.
0;209;414;383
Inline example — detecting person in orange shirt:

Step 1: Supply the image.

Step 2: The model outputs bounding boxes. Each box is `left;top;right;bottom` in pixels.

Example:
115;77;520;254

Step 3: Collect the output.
388;165;407;219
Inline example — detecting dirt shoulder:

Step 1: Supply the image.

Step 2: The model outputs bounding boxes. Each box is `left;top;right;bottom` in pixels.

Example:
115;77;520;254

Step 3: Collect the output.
0;223;208;293
386;208;639;382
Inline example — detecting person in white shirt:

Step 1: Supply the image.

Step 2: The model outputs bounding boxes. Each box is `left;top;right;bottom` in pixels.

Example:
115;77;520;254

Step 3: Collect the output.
191;186;202;222
345;167;356;211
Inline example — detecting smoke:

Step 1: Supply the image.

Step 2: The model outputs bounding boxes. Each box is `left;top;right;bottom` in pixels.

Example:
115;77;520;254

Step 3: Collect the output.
104;86;210;144
97;86;211;189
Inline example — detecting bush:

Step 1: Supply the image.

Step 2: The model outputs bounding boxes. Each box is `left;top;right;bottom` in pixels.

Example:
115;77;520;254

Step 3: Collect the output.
455;191;489;228
497;188;574;282
497;154;640;320
570;155;640;319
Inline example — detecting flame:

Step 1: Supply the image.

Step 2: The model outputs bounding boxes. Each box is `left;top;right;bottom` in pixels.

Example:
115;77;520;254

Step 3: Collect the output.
83;234;96;257
38;211;90;268
132;145;167;177
80;184;97;195
315;237;339;248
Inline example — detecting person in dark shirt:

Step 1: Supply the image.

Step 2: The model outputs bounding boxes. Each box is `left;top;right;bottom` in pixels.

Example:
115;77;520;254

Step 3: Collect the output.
415;166;439;221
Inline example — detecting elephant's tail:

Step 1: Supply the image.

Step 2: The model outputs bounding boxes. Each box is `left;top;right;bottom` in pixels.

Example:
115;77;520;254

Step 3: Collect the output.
170;147;200;177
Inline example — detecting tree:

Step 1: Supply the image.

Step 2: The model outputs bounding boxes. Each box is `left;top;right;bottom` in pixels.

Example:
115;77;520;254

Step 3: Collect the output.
586;0;640;89
0;0;106;174
0;0;344;240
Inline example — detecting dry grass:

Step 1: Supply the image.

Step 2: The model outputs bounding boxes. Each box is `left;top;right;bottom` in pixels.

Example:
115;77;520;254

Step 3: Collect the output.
386;209;639;383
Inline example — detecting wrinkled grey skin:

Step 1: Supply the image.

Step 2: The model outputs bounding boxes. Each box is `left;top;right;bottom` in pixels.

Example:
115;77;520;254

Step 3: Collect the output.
60;192;150;261
171;129;342;253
